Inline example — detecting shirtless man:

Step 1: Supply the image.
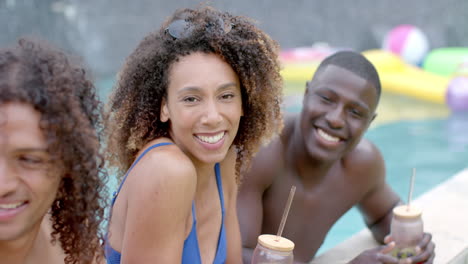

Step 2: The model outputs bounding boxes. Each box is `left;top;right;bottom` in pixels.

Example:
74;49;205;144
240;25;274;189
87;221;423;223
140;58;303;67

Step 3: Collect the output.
238;51;435;264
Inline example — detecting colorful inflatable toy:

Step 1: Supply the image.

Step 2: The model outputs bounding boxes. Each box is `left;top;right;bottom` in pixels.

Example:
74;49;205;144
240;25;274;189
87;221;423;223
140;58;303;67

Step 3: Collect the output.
280;48;451;105
362;49;449;104
423;47;468;76
279;45;336;88
446;77;468;111
382;24;429;66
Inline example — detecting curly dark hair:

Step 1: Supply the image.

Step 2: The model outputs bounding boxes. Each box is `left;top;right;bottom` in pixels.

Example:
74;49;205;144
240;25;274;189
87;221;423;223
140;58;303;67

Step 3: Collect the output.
106;6;283;182
0;37;107;264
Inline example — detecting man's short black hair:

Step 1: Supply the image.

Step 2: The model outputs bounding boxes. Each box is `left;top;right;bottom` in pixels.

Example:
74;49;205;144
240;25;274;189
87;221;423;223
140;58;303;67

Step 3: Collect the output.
313;50;381;99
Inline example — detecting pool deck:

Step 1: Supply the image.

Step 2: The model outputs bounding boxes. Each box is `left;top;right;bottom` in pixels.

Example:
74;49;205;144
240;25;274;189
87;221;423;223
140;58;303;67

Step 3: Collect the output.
311;168;468;264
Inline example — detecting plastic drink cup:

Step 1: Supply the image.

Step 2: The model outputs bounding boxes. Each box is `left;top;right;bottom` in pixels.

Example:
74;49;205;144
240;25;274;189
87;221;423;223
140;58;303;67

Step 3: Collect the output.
251;234;295;264
390;205;424;259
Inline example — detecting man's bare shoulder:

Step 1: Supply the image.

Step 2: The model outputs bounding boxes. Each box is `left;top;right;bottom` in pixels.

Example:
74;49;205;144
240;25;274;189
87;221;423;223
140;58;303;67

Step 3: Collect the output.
281;113;298;140
240;114;298;190
245;137;284;183
240;114;297;190
344;138;385;180
351;137;379;155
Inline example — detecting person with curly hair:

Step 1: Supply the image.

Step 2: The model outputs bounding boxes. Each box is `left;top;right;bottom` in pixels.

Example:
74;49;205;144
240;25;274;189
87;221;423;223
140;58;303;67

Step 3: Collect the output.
104;6;283;264
0;37;107;264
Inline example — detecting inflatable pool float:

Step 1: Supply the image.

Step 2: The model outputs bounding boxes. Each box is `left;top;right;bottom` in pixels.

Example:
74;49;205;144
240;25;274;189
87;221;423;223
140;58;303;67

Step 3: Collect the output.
280;45;336;87
363;49;450;104
280;48;450;104
423;47;468;77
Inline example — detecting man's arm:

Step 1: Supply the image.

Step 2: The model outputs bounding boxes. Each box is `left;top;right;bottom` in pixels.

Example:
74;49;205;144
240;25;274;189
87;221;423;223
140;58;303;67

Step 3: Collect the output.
237;165;267;263
355;140;401;243
237;141;279;264
353;140;435;263
360;183;401;243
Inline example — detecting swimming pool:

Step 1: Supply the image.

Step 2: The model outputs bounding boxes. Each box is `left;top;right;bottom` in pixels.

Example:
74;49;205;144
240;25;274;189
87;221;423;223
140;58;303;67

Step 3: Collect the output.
284;84;468;255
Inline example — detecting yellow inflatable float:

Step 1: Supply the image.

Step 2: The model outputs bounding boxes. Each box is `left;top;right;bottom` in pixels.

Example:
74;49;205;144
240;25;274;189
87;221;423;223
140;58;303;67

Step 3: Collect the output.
280;49;450;104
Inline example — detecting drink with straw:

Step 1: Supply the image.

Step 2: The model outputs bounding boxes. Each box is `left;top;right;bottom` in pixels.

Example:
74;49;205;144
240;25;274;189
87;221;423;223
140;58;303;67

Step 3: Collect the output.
251;234;295;264
251;186;296;264
390;168;425;259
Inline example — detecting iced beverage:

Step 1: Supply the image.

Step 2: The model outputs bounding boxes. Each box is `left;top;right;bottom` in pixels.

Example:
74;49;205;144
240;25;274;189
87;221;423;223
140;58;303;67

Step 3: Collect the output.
390;205;424;259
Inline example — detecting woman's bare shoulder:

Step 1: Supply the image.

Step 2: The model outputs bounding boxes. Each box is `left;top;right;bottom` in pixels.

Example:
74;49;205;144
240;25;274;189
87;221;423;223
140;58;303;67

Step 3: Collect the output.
119;140;196;260
126;139;197;202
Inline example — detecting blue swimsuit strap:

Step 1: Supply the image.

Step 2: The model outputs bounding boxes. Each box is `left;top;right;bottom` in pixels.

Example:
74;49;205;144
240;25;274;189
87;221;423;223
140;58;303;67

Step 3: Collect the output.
191;163;225;221
213;162;227;263
214;163;225;214
111;142;173;205
187;163;225;224
182;162;226;264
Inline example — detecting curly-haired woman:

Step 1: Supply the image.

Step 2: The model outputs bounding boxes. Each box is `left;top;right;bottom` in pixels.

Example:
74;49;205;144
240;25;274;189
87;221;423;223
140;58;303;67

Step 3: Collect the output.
0;38;107;264
105;6;283;264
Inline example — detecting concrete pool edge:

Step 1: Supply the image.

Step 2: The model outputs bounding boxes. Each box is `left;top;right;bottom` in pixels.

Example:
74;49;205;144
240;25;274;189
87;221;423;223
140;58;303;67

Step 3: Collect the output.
310;168;468;264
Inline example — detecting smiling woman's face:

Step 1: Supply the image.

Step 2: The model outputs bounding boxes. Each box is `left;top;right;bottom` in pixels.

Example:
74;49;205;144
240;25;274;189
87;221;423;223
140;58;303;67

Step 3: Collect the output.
0;102;60;243
160;52;243;167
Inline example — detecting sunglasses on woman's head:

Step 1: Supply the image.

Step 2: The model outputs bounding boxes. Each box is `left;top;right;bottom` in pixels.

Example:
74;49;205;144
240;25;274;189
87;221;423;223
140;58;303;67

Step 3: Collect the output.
165;17;233;40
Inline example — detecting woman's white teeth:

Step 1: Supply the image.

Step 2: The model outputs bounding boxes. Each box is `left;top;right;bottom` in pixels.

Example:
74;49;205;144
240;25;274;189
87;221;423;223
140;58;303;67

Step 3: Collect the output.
0;202;24;209
318;128;340;142
197;132;224;144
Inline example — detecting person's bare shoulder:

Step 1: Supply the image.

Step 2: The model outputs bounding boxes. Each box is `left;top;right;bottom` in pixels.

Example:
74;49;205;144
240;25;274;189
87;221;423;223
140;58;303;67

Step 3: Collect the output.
243;135;285;188
136;143;195;178
344;138;385;184
280;113;297;141
119;143;196;260
126;142;197;207
246;114;298;186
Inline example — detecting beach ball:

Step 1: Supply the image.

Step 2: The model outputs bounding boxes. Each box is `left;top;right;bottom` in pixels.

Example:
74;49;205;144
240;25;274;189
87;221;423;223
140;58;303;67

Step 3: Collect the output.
383;24;429;66
446;77;468;111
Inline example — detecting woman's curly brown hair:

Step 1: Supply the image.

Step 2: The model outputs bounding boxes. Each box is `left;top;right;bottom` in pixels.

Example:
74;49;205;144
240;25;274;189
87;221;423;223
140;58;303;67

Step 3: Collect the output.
0;37;107;264
106;6;283;182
